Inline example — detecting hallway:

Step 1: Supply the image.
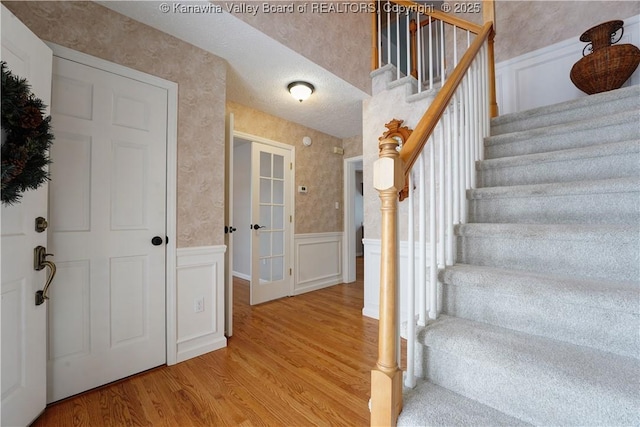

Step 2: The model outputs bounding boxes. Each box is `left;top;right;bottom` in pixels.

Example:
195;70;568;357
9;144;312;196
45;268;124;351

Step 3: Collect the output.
33;258;382;426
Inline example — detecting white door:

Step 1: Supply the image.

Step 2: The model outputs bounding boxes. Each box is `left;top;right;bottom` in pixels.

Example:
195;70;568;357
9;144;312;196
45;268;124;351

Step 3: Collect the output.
1;7;52;426
46;56;168;402
250;142;292;305
223;114;234;336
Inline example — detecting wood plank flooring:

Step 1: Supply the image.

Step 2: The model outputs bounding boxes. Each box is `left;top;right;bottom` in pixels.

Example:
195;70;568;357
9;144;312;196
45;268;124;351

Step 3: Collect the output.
32;258;404;426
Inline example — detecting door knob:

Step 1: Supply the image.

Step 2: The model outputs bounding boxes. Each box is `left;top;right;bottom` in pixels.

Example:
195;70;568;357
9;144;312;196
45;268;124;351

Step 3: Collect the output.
35;216;48;233
225;226;237;234
151;236;164;246
252;224;266;230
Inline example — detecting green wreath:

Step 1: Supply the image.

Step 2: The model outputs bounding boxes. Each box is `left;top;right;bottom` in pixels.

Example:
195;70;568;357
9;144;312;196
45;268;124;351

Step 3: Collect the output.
1;61;54;205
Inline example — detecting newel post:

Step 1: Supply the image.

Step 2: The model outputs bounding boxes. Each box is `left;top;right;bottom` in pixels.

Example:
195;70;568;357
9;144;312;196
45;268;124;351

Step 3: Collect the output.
371;138;404;426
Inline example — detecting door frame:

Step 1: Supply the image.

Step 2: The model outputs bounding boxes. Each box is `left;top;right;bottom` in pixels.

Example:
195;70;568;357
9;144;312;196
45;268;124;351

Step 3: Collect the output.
342;155;363;284
47;43;179;365
231;131;295;297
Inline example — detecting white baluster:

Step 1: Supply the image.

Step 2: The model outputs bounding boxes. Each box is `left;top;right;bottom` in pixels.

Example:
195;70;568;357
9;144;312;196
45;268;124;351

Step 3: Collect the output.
428;15;433;90
406;12;411;78
418;152;427;326
396;8;400;80
429;138;437;320
377;1;382;68
438;125;445;270
452;92;461;226
387;2;391;66
445;109;454;266
406;171;415;388
453;25;458;67
440;19;445;86
418;12;423;92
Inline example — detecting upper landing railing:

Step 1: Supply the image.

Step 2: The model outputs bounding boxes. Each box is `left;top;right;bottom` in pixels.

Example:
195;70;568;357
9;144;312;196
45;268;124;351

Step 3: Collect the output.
369;1;497;425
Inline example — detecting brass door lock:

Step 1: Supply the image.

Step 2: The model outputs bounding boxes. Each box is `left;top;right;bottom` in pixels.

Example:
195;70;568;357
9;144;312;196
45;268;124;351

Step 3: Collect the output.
35;216;48;233
34;246;56;306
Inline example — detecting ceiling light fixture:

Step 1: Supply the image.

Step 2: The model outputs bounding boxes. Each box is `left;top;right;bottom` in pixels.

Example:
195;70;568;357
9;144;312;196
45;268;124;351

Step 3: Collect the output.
288;81;314;102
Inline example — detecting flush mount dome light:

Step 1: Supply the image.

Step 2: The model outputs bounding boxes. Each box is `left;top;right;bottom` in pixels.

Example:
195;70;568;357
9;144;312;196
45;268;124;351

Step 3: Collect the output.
288;81;314;102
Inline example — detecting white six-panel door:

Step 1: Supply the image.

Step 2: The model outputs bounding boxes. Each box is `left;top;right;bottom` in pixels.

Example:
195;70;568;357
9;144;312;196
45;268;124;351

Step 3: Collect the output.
46;56;168;402
1;6;53;426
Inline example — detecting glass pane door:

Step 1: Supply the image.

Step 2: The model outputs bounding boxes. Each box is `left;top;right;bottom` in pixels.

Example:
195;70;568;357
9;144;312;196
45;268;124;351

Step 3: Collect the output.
250;142;291;305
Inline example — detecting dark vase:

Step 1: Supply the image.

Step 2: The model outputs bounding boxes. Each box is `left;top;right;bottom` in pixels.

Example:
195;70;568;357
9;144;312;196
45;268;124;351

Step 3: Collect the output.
570;20;640;95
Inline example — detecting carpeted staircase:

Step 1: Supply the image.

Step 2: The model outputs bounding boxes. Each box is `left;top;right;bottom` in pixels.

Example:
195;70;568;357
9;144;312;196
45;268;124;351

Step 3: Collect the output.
399;85;640;426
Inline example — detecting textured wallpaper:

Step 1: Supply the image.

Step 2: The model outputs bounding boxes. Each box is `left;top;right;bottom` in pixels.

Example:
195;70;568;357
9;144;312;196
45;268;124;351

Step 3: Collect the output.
342;134;364;159
450;1;640;62
4;1;227;248
222;0;372;94
227;101;344;234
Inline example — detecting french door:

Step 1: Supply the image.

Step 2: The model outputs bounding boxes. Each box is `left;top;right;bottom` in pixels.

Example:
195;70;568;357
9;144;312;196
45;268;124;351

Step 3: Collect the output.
250;142;293;305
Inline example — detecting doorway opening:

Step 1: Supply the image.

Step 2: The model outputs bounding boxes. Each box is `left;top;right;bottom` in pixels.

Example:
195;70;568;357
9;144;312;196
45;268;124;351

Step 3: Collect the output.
343;156;364;284
230;133;295;306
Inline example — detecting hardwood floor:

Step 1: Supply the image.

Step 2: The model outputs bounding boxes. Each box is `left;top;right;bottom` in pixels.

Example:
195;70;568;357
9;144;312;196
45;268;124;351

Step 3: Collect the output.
32;257;401;426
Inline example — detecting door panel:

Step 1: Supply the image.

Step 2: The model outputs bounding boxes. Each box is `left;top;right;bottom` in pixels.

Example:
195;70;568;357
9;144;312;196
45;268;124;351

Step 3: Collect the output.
224;114;234;336
250;143;292;305
47;56;167;402
1;5;52;426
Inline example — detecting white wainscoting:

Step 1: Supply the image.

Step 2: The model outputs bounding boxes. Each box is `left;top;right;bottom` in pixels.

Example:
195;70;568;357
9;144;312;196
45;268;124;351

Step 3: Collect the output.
496;14;640;115
176;246;227;363
294;232;343;295
363;239;432;323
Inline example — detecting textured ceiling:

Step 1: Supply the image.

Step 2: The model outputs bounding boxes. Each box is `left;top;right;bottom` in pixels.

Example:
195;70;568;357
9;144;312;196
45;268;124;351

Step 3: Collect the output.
98;1;369;138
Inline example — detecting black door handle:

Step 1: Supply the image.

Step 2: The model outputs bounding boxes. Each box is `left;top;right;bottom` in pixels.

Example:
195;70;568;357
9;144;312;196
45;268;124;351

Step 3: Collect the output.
252;224;266;230
151;236;163;246
225;226;237;234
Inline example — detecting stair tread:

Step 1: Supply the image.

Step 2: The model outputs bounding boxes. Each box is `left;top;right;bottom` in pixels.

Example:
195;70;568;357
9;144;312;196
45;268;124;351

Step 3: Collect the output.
469;176;640;199
399;380;531;426
490;85;640;130
485;109;639;147
456;222;638;241
406;86;640;425
418;316;640;398
477;139;640;171
442;264;639;315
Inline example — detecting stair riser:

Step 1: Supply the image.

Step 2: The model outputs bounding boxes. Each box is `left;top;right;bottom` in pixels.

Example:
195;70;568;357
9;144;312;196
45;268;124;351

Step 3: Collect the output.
478;151;640;187
423;346;639;425
456;235;639;282
468;191;640;224
485;121;638;159
491;92;640;135
442;284;640;358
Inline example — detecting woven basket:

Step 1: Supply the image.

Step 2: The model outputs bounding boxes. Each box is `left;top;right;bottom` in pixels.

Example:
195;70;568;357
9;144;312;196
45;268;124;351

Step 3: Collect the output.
570;44;640;94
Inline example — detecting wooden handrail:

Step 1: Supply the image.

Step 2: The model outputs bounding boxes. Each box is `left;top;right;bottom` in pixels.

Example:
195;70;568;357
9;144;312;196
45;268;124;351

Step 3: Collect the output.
399;21;494;175
370;5;497;426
